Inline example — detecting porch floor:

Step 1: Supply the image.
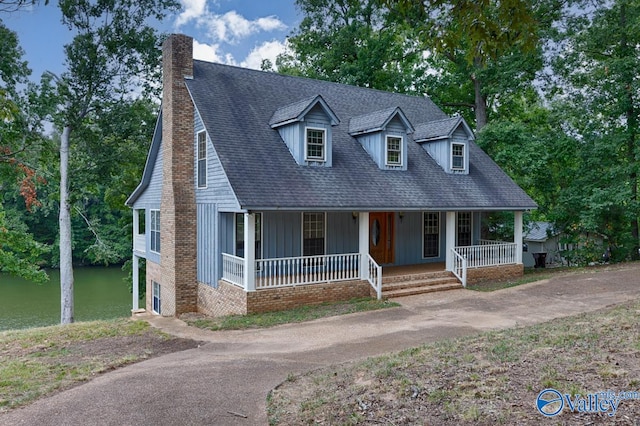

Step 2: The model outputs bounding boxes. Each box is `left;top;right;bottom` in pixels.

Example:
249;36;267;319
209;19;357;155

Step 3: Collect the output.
382;262;446;277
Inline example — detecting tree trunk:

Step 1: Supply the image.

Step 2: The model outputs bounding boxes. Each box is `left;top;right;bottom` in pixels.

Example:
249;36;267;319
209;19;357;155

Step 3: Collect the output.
472;57;488;131
59;125;74;324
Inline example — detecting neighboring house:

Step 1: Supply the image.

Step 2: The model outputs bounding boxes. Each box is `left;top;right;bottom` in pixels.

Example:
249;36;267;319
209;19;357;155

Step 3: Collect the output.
523;221;560;267
126;34;537;318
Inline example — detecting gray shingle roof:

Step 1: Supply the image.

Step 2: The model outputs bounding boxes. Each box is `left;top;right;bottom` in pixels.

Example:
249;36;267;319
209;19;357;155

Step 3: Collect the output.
269;95;339;128
348;106;413;135
413;116;463;142
524;222;557;242
185;61;537;211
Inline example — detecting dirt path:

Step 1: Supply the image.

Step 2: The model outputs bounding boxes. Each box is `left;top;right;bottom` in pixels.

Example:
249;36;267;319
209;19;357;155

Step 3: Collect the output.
1;264;638;425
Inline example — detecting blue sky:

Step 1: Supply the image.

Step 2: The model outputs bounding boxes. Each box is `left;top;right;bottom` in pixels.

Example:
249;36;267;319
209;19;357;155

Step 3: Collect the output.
5;0;301;81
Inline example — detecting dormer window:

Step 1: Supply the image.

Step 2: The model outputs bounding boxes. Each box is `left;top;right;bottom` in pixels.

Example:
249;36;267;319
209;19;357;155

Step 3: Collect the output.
386;136;403;166
305;127;326;162
451;143;465;170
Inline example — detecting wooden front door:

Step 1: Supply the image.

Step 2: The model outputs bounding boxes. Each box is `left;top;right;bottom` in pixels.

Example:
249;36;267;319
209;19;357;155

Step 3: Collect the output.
369;212;395;264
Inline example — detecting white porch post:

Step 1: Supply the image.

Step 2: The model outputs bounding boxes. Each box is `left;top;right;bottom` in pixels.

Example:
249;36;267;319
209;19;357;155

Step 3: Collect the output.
132;209;139;238
359;212;370;280
243;212;256;291
514;211;524;264
445;211;456;271
132;255;140;311
131;209;140;311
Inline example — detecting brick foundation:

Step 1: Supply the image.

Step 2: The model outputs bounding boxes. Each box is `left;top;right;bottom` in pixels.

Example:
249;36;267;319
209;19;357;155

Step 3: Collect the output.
145;260;163;314
197;281;247;317
466;264;524;285
197;279;372;317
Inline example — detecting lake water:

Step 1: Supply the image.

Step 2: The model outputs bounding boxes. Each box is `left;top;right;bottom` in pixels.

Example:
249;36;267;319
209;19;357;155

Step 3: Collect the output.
0;267;140;331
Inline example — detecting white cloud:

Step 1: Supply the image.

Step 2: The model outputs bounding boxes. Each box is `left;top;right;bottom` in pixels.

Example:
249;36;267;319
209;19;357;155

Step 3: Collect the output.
175;0;207;27
202;11;286;44
192;39;223;63
174;2;286;44
241;40;288;70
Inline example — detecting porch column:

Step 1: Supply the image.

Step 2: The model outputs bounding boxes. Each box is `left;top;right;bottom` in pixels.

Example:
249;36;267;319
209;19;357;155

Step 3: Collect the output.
243;212;256;291
359;212;369;280
445;211;456;271
132;209;140;311
514;211;523;264
132;255;140;311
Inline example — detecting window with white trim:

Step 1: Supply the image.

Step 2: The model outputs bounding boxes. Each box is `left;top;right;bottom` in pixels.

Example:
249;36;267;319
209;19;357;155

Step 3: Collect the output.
234;213;262;260
423;212;440;258
197;131;207;188
303;212;325;256
457;212;472;246
150;210;160;253
152;281;161;314
305;127;326;161
386;136;402;166
451;143;465;170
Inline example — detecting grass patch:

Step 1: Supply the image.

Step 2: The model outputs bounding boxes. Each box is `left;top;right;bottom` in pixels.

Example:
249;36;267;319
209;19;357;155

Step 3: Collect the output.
0;319;198;412
268;298;640;425
181;297;399;331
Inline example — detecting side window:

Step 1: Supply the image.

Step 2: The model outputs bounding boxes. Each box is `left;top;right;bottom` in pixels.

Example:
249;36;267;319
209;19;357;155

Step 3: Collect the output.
235;213;262;259
152;281;161;314
305;127;326;161
150;210;160;253
197;131;207;188
303;212;325;256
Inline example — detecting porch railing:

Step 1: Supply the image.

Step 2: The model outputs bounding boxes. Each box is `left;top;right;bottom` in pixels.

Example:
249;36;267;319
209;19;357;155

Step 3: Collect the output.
133;234;146;254
255;253;361;289
451;248;467;288
454;242;517;268
222;253;244;287
366;254;382;300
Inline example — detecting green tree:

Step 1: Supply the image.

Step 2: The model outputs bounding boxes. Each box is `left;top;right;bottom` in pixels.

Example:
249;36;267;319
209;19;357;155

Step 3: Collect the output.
36;0;178;324
277;0;428;94
387;0;563;130
0;19;49;282
551;0;640;258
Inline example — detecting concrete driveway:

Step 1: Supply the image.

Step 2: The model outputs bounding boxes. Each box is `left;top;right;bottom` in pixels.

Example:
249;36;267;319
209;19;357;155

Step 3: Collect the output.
1;264;639;425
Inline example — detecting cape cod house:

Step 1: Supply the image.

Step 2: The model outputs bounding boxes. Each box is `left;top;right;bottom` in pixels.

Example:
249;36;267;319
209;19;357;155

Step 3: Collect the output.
126;34;537;317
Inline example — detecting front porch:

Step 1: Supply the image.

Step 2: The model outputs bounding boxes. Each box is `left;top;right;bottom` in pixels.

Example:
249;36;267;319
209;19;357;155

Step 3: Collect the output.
221;239;522;299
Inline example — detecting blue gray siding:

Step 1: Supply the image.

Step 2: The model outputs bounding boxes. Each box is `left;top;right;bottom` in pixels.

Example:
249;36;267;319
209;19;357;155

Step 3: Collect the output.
197;203;217;286
193;109;240;210
355;116;409;171
277;104;334;167
394;212;446;265
418;123;470;175
131;138;163;264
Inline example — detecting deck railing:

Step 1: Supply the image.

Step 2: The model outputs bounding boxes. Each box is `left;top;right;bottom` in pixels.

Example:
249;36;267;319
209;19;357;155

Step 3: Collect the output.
255;253;360;289
222;253;245;287
133;234;146;254
451;249;468;288
454;242;518;268
366;255;382;300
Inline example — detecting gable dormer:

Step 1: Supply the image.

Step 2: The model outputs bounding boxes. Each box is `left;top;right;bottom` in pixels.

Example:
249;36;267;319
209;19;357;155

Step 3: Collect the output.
269;95;339;167
413;116;474;175
349;107;414;171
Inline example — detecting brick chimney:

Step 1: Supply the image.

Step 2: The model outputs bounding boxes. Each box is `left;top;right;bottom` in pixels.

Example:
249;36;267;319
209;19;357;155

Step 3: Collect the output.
160;34;197;315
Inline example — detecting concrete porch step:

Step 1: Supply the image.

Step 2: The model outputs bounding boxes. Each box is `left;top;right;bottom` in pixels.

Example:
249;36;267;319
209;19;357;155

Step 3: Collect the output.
381;271;462;298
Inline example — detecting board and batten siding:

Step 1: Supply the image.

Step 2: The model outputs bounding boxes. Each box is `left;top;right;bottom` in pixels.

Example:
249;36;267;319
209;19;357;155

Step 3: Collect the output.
193;109;240;210
131;137;163;264
277;104;333;167
197;203;218;286
355;116;408;171
394;211;446;265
